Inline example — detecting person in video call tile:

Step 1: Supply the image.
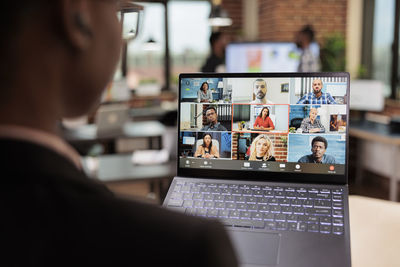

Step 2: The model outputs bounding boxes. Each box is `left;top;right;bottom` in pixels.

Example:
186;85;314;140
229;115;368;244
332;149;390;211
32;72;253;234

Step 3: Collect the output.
296;79;337;104
194;133;220;159
300;107;325;133
248;134;276;161
197;82;213;103
250;79;274;104
298;136;336;164
201;106;227;131
253;107;275;130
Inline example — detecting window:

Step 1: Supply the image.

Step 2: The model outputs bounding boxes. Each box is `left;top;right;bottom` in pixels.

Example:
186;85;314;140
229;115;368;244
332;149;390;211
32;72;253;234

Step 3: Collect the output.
168;1;211;90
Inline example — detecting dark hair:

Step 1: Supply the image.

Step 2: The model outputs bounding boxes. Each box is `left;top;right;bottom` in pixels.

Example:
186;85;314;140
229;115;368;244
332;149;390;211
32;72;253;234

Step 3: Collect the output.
210;31;223;46
258;107;269;118
200;82;209;91
201;133;213;148
311;136;328;149
204;106;217;115
300;25;315;42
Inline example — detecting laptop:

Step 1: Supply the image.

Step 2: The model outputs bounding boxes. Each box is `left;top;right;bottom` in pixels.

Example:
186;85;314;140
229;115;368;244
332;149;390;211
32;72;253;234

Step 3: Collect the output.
163;72;351;267
95;103;129;138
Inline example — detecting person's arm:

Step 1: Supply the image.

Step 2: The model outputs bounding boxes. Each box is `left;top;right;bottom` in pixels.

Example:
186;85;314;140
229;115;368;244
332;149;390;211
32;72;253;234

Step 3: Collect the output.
300;118;309;133
219;124;228;131
211;145;219;158
266;117;275;130
253;117;260;129
318;120;325;133
296;95;308;104
197;90;201;103
327;93;337;104
194;146;203;157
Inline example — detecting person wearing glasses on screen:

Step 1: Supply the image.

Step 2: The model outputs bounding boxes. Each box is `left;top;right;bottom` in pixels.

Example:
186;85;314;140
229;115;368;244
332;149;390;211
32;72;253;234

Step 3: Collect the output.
201;106;227;131
250;79;274;104
296;79;337;104
0;1;237;266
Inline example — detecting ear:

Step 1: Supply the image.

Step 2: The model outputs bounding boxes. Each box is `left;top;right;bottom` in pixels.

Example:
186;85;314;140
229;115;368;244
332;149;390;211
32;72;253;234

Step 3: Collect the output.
60;0;93;50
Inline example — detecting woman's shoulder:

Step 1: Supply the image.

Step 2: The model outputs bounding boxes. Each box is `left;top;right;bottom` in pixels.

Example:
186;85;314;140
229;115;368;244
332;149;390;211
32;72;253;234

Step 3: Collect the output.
267;156;276;161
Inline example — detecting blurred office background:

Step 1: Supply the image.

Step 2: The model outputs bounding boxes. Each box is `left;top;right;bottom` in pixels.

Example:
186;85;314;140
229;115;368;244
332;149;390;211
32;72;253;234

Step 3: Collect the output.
61;0;400;204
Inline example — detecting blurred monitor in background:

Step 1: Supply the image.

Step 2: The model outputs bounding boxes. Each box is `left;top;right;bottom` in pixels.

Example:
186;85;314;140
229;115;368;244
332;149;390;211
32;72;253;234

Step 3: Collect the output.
225;42;319;73
350;80;385;112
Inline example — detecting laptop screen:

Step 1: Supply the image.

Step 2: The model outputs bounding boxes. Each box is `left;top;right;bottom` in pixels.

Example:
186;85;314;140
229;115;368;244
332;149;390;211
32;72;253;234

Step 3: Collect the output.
178;73;349;181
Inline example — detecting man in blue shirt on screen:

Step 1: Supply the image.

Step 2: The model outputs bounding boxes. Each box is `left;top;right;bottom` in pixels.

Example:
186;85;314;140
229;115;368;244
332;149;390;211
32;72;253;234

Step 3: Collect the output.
296;79;337;104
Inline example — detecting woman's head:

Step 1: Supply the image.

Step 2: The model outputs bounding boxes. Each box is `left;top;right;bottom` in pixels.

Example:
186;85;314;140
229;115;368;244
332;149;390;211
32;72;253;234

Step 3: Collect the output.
200;82;209;92
202;133;213;148
249;134;274;160
258;107;270;118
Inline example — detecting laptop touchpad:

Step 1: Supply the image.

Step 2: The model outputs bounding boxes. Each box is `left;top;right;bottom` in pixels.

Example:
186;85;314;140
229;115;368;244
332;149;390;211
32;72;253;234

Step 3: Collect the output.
229;231;280;266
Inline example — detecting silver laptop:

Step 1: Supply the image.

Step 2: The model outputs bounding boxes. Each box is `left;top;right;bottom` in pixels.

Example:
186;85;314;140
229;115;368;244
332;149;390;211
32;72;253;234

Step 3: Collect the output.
95;103;129;138
163;72;351;267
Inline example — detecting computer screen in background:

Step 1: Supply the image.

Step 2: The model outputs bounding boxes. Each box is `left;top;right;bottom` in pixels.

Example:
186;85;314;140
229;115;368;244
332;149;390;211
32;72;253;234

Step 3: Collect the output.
225;42;320;73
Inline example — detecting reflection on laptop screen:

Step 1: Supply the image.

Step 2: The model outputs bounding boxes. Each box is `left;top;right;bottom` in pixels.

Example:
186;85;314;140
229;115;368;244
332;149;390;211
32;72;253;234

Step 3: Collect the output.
179;74;348;175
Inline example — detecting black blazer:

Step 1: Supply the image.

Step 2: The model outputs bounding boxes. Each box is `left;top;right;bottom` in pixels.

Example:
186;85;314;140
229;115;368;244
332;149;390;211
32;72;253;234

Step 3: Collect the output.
0;139;238;267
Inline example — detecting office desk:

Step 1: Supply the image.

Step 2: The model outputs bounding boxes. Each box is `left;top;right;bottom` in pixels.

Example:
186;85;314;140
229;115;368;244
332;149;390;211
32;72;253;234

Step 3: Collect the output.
349;120;400;201
63;120;165;153
83;153;176;202
349;195;400;267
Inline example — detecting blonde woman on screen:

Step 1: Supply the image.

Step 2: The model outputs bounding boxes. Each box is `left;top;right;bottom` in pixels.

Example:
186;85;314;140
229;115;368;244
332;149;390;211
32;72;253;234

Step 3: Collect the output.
248;134;276;161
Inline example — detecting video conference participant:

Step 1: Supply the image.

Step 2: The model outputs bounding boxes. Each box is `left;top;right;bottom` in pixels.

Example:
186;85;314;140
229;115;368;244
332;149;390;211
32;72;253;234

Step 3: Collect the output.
201;106;227;131
298;136;336;164
253;107;275;131
250;79;274;104
300;107;325;133
194;133;220;158
296;79;337;104
197;82;213;103
248;134;276;161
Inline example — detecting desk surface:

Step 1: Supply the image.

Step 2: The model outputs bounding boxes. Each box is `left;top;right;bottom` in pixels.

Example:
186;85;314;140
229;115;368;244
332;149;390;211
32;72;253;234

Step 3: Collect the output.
349;195;400;267
63;120;165;142
349;120;400;145
83;153;176;183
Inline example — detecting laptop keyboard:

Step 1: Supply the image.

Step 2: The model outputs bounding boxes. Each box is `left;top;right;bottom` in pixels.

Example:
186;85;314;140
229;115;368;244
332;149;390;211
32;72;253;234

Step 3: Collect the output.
166;181;345;235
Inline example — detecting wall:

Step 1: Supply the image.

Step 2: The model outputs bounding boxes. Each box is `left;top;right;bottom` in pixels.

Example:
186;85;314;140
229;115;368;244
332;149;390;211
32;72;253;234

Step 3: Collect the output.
221;0;347;45
257;0;347;42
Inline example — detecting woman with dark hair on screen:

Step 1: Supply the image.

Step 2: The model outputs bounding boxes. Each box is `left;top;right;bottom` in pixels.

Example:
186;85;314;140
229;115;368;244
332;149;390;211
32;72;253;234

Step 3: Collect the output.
248;134;276;161
197;82;213;103
253;107;275;130
194;133;219;159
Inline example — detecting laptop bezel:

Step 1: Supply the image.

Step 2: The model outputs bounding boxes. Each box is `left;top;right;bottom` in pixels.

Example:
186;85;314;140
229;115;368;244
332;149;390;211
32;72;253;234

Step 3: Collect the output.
177;72;350;185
